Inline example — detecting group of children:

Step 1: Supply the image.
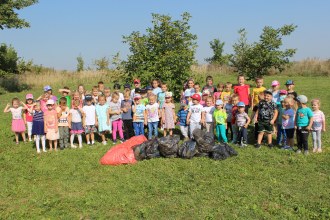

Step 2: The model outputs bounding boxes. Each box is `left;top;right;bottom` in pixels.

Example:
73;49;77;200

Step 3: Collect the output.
4;76;326;155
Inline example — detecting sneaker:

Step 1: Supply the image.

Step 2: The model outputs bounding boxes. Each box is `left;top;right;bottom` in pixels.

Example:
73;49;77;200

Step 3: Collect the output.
102;141;107;145
296;149;302;154
120;138;125;143
241;142;248;147
79;145;83;149
71;145;77;149
91;141;95;145
43;149;47;153
87;141;91;145
255;144;261;149
304;150;309;155
268;144;274;149
317;148;322;153
113;140;117;144
37;150;41;154
312;148;317;153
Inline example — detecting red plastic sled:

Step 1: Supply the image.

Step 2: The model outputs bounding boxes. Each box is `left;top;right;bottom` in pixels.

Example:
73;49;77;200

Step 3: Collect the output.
100;135;147;166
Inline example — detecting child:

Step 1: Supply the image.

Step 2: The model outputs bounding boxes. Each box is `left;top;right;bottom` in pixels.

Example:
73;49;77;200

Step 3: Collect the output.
295;95;314;155
276;90;288;146
235;102;251;147
152;79;162;96
200;90;210;106
254;90;278;149
92;86;99;105
68;100;84;148
220;82;231;101
3;98;28;144
177;103;189;140
72;90;83;108
39;91;50;112
184;78;195;96
311;99;326;153
230;94;240;144
162;92;176;136
225;96;233;141
77;84;85;101
146;94;160;139
183;90;191;106
213;99;227;143
213;83;223;101
132;94;146;136
95;95;112;145
281;97;295;150
146;86;154;99
108;92;124;144
56;97;70;149
98;81;105;95
123;83;131;96
140;88;149;106
158;83;167;109
202;75;217;95
83;95;97;145
193;83;202;97
24;94;34;141
44;99;59;151
104;87;112;105
251;77;266;108
285;80;298;100
234;75;250;113
131;79;141;100
43;85;58;103
271;80;281;104
31;101;46;153
202;96;215;138
113;83;124;103
187;94;203;139
58;86;71;107
121;91;134;140
251;92;265;143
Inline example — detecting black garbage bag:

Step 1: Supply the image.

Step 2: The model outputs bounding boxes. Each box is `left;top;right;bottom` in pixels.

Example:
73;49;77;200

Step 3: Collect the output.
178;140;198;159
133;143;146;161
193;129;215;153
158;135;180;158
210;145;230;160
145;138;161;159
223;143;238;156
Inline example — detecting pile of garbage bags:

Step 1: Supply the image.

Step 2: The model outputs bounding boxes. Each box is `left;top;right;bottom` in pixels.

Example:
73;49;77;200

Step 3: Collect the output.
133;129;238;161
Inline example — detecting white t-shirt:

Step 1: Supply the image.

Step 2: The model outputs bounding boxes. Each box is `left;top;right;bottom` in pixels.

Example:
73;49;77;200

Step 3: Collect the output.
10;107;23;120
69;109;82;123
189;104;203;123
203;106;215;123
146;103;160;122
83;105;96;125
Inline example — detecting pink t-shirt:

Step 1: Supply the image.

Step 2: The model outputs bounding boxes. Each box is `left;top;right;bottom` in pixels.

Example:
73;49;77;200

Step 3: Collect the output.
312;110;325;131
25;104;34;122
234;84;250;105
44;110;58;129
213;92;221;101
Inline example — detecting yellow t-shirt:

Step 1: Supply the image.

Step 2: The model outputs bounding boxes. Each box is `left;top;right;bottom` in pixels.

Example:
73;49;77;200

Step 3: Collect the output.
220;91;231;101
252;86;266;106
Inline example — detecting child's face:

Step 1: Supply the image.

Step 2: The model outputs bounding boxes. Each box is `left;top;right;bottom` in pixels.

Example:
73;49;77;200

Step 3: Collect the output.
86;100;92;106
207;79;213;86
256;79;263;88
187;80;194;88
216;104;223;110
98;97;106;105
60;102;67;109
135;99;141;104
311;102;319;111
47;90;52;95
73;93;80;100
238;106;245;113
152;81;159;88
27;99;33;104
161;85;167;92
284;99;291;108
272;85;279;91
232;98;239;106
47;104;53;110
165;97;171;103
238;76;245;85
44;92;50;99
147;90;152;95
286;84;294;90
112;96;119;103
194;85;200;93
78;86;84;94
192;99;199;105
35;104;41;111
224;85;230;92
98;84;104;91
12;100;19;108
149;96;155;104
134;82;140;88
264;93;273;102
92;89;99;96
206;99;212;107
202;95;208;101
124;96;130;101
104;89;111;97
62;92;68;96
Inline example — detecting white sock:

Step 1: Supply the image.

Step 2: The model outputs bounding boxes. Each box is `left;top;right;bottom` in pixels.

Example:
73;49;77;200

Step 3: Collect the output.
70;134;75;146
41;135;46;151
78;134;82;147
36;135;40;152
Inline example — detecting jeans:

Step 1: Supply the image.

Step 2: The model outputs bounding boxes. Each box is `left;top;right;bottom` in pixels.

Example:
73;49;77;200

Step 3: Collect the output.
312;130;322;149
276;124;286;145
148;121;159;139
237;126;247;144
180;125;189;138
232;124;238;143
216;124;227;143
112;119;124;140
296;127;309;151
189;122;201;139
133;122;144;136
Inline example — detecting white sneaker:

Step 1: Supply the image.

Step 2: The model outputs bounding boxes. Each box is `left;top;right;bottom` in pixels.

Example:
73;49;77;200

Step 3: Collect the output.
87;141;91;145
91;141;95;145
71;145;77;149
79;145;83;149
102;141;107;145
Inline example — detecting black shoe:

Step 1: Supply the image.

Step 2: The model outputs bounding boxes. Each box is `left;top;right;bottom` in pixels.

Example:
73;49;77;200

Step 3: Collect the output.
268;144;274;149
255;144;261;149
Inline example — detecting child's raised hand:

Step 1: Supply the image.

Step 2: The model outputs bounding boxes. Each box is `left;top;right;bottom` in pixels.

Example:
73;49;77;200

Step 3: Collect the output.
6;103;10;108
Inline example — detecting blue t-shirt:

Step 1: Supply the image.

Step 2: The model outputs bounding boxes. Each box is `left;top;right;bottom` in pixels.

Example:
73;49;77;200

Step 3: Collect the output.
152;87;162;96
157;92;166;109
177;108;188;126
133;104;146;122
296;107;313;127
121;100;133;120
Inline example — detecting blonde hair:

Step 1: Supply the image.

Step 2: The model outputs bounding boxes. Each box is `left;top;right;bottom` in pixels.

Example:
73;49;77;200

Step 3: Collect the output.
311;99;321;106
112;92;119;99
72;99;80;107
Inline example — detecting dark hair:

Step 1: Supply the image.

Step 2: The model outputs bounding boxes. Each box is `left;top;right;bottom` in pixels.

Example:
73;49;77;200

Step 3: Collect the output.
206;75;213;81
64;86;70;90
98;81;104;85
113;83;121;90
151;78;161;87
237;74;245;80
59;97;67;104
12;97;20;105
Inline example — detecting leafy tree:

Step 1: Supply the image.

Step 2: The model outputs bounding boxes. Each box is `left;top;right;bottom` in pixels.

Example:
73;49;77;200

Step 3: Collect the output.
0;0;38;30
205;38;231;65
0;43;19;76
123;12;197;100
94;56;109;71
76;55;84;72
230;24;297;80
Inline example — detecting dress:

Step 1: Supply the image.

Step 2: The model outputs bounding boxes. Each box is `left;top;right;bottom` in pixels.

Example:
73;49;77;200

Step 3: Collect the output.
163;103;175;129
95;104;112;132
44;110;59;140
32;110;45;135
10;107;26;132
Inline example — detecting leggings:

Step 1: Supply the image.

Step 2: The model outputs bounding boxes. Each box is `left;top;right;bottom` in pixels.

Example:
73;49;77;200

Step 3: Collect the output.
296;127;309;151
112;119;124;141
35;135;46;152
216;124;227;143
312;130;322;149
226;122;233;140
27;121;33;137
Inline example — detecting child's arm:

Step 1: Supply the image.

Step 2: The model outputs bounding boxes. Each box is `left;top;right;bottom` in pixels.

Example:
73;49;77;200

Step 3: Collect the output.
186;111;191;125
58;89;71;95
144;109;148;126
244;114;251;128
270;109;278;125
68;112;72;129
44;115;48;133
95;112;98;127
36;95;43;101
20;101;28;110
254;109;259;123
322;112;326;132
82;110;86;128
161;108;165;124
172;107;176;122
306;115;314;131
55;113;59;133
3;103;11;113
106;108;111;126
201;111;206;126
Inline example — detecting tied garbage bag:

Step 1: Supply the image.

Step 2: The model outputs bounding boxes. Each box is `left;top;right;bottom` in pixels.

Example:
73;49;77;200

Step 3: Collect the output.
158;135;180;158
211;143;238;160
193;129;215;153
224;143;238;156
134;138;161;160
178;140;198;159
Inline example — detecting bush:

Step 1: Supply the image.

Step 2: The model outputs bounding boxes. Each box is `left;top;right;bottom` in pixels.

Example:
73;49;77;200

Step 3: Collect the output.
0;75;30;92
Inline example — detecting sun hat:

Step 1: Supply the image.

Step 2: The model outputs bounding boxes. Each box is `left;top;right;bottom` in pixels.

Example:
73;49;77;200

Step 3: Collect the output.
191;94;201;102
46;99;55;105
215;99;223;105
25;94;34;100
43;85;52;92
133;94;141;100
165;92;173;98
279;90;288;95
297;95;308;104
285;80;294;85
237;101;245;107
271;80;280;86
184;90;191;97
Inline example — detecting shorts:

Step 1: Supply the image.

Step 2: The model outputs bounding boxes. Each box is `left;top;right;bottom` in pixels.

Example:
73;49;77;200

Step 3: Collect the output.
258;121;273;133
284;128;295;139
85;125;97;134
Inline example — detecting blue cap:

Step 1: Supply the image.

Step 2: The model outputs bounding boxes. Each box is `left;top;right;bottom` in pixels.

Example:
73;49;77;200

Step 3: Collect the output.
237;101;245;107
145;85;153;90
215;99;223;105
43;85;52;92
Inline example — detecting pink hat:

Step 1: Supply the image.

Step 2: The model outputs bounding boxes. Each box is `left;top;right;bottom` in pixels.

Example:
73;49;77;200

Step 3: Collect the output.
279;90;288;95
25;94;34;100
271;80;280;86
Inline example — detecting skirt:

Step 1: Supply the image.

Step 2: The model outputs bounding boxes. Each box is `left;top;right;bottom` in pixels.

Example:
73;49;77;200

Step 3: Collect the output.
71;122;84;134
32;121;45;135
12;119;26;133
46;128;59;140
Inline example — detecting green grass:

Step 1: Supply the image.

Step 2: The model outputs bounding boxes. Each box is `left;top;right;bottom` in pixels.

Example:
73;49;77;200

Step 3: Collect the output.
1;75;330;219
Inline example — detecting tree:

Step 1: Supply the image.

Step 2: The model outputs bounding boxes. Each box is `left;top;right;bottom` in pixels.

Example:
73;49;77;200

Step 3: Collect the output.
76;55;84;72
94;56;109;71
0;43;19;76
0;0;38;30
230;24;297;80
123;12;197;100
205;38;231;65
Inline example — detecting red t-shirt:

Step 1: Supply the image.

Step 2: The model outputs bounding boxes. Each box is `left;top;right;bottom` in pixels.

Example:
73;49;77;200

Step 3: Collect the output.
25;104;34;122
234;84;250;105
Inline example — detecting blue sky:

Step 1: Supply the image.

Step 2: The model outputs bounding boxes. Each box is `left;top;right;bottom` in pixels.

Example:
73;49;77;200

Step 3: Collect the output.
2;0;330;70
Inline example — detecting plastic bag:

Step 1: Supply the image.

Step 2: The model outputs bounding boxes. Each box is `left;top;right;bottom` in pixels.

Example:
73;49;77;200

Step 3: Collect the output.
210;145;230;160
178;140;198;159
158;135;180;158
133;138;160;160
193;129;215;153
224;143;238;156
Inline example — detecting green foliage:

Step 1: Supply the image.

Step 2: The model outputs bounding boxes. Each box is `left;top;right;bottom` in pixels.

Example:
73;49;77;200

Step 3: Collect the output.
123;12;197;100
0;43;19;74
0;0;38;30
76;55;84;72
94;56;109;71
205;38;231;65
230;25;297;80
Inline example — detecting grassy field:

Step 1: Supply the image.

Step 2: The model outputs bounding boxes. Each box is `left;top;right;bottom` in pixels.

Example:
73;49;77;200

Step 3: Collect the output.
0;74;329;219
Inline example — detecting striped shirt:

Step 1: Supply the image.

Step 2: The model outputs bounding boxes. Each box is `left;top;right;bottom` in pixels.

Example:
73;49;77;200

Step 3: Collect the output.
33;110;44;122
